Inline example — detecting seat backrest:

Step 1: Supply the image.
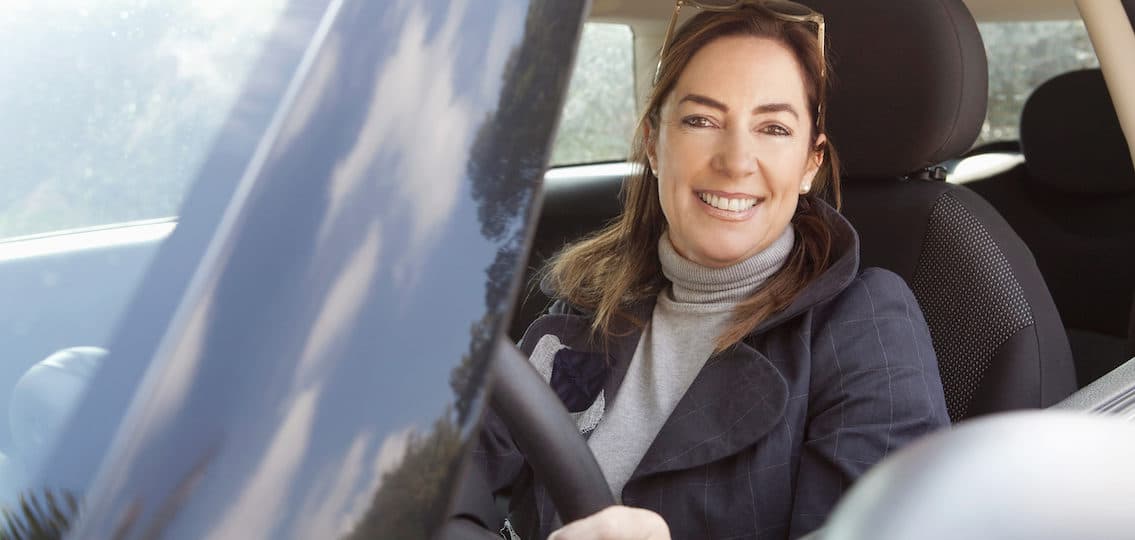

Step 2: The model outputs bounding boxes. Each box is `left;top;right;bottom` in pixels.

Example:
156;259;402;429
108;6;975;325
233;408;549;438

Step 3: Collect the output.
508;166;626;342
967;69;1135;384
804;0;1077;421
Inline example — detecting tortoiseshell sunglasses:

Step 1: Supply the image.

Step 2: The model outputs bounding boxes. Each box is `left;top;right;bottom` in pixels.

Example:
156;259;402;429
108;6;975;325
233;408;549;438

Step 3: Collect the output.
655;0;825;86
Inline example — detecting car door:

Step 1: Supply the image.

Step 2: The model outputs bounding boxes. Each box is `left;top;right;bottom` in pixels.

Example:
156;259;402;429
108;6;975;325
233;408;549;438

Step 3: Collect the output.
3;0;587;538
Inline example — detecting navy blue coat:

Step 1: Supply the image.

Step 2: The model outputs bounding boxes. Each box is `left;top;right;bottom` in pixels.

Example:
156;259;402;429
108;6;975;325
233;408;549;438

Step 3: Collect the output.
473;203;950;539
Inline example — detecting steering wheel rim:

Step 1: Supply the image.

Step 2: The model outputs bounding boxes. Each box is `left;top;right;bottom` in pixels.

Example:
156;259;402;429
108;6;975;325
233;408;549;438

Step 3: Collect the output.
489;337;615;523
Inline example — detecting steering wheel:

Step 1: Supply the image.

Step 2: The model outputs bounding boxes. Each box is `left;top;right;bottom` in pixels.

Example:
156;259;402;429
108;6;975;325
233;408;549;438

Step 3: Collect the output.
441;338;615;539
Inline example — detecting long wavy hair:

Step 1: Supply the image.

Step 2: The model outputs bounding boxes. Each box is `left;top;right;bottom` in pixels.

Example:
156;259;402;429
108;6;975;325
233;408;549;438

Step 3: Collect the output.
543;5;842;351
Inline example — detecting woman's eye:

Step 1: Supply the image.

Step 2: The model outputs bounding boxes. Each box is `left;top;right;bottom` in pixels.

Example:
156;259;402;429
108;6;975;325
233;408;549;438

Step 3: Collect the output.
761;124;791;136
682;116;714;128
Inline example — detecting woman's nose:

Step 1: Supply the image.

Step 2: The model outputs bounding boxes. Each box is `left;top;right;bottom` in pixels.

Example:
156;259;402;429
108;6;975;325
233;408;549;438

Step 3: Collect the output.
712;127;759;179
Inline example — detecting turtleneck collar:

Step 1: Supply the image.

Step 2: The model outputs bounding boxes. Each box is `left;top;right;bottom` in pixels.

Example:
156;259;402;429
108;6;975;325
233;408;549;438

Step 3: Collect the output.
659;224;796;306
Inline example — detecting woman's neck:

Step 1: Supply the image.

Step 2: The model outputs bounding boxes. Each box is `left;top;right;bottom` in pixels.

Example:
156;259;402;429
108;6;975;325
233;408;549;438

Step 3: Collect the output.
659;225;796;305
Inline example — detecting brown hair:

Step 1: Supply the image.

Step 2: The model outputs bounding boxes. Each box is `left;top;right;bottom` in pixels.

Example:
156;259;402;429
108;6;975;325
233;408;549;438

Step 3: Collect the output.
543;5;842;351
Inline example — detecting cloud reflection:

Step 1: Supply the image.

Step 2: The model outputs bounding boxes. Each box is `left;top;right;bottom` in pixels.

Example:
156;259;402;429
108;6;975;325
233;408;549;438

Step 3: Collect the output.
292;432;376;539
294;221;383;387
323;0;475;292
205;386;321;540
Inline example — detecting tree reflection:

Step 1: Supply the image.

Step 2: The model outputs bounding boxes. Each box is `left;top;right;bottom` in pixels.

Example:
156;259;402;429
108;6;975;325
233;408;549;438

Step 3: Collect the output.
340;416;462;540
342;0;583;537
0;490;78;540
454;0;581;424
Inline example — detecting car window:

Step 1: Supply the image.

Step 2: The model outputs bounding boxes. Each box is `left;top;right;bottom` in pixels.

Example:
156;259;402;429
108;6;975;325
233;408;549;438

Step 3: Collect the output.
0;0;293;516
975;20;1099;147
0;0;287;241
549;23;636;167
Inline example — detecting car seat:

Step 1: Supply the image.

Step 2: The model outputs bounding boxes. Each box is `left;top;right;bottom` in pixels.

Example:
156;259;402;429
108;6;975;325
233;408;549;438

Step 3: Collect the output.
804;0;1078;421
967;69;1135;385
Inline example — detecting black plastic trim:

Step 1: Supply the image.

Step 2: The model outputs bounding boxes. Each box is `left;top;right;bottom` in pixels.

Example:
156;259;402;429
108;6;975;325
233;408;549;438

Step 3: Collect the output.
1054;357;1135;417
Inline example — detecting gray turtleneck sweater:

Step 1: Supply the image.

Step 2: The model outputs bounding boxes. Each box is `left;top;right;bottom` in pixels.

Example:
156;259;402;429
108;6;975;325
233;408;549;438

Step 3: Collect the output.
586;224;796;502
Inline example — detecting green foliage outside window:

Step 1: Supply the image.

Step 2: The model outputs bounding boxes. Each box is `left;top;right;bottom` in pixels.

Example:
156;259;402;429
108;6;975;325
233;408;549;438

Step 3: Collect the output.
550;24;637;166
977;21;1099;147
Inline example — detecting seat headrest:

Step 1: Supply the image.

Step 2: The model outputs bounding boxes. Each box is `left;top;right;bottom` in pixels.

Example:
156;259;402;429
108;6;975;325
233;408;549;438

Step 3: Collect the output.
802;0;988;178
1020;69;1135;195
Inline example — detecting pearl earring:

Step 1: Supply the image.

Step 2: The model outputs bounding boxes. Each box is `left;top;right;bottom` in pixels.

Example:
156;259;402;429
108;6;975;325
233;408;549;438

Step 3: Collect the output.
800;183;811;194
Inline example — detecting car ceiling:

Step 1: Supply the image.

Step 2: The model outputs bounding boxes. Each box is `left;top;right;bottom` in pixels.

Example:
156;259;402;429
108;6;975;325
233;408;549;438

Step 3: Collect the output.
588;0;1082;23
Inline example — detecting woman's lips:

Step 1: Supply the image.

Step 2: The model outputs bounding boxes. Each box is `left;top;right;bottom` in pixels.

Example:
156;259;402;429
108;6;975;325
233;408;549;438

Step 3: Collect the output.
695;191;761;221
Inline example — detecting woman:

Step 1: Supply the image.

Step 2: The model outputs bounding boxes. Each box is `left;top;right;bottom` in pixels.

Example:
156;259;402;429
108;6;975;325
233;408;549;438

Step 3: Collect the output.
475;2;950;538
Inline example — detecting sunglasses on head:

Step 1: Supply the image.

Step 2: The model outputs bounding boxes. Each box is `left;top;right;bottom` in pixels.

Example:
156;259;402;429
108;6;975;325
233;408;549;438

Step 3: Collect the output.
655;0;826;87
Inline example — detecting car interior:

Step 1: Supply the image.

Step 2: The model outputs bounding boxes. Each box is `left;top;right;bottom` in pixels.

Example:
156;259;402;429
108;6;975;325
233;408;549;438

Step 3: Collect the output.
509;0;1134;421
1;0;1134;535
492;0;1135;535
474;0;1135;534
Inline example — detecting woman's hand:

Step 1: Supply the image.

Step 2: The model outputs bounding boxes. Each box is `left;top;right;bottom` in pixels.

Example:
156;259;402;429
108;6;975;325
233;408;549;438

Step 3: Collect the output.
548;506;670;540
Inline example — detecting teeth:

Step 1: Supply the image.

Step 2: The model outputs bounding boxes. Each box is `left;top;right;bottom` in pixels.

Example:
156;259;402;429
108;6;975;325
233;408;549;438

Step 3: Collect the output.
698;193;757;212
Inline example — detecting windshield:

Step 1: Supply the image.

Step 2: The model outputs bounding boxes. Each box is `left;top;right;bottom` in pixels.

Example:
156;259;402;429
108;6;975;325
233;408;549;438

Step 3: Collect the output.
0;0;298;518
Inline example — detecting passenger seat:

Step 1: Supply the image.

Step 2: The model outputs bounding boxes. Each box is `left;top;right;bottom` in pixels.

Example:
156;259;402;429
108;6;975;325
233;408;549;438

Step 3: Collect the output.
968;69;1135;385
807;0;1077;421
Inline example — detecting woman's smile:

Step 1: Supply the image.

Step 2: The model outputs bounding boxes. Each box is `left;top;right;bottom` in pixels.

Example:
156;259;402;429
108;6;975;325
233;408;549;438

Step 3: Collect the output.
695;190;763;221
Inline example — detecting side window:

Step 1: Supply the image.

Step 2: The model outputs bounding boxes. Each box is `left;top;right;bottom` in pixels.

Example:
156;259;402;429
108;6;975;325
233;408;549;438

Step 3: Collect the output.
0;1;286;241
550;23;637;167
0;0;291;512
975;20;1099;147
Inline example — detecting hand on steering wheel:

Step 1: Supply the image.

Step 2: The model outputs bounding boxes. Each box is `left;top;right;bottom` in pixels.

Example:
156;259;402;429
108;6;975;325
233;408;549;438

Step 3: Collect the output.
550;506;671;540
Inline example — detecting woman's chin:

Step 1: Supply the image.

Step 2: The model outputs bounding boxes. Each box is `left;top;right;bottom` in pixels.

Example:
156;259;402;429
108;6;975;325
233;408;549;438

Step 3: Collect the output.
684;232;771;268
688;246;756;269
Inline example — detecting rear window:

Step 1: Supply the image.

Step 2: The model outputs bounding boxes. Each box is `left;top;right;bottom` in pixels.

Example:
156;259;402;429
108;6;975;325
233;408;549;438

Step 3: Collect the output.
549;23;636;167
975;20;1099;147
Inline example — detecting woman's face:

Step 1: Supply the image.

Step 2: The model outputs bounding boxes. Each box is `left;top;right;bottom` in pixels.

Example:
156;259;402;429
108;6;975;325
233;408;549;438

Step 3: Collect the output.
648;35;824;268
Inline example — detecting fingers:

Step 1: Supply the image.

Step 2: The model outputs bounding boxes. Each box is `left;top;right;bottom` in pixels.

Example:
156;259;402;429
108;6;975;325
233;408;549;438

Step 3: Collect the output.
548;506;670;540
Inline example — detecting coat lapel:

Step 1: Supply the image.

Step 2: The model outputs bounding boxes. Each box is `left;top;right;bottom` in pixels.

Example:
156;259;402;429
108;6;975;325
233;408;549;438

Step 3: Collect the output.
515;200;858;486
630;339;789;480
518;299;654;420
521;300;790;479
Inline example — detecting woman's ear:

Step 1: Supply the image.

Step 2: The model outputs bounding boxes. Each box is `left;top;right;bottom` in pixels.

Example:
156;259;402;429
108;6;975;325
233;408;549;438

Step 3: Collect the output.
800;134;827;194
810;133;827;172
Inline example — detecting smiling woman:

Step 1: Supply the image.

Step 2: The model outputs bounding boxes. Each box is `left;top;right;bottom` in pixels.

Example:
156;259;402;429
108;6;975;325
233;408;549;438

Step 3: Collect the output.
472;3;951;539
648;36;825;269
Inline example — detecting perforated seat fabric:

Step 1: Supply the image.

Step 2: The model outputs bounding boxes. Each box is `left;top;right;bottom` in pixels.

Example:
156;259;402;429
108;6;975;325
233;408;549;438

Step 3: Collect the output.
842;181;1074;419
913;195;1035;416
805;0;1077;420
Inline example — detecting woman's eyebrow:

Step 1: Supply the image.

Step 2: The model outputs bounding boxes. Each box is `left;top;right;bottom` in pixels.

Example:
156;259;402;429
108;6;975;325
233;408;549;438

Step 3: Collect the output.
678;93;729;112
754;103;798;118
678;94;798;118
